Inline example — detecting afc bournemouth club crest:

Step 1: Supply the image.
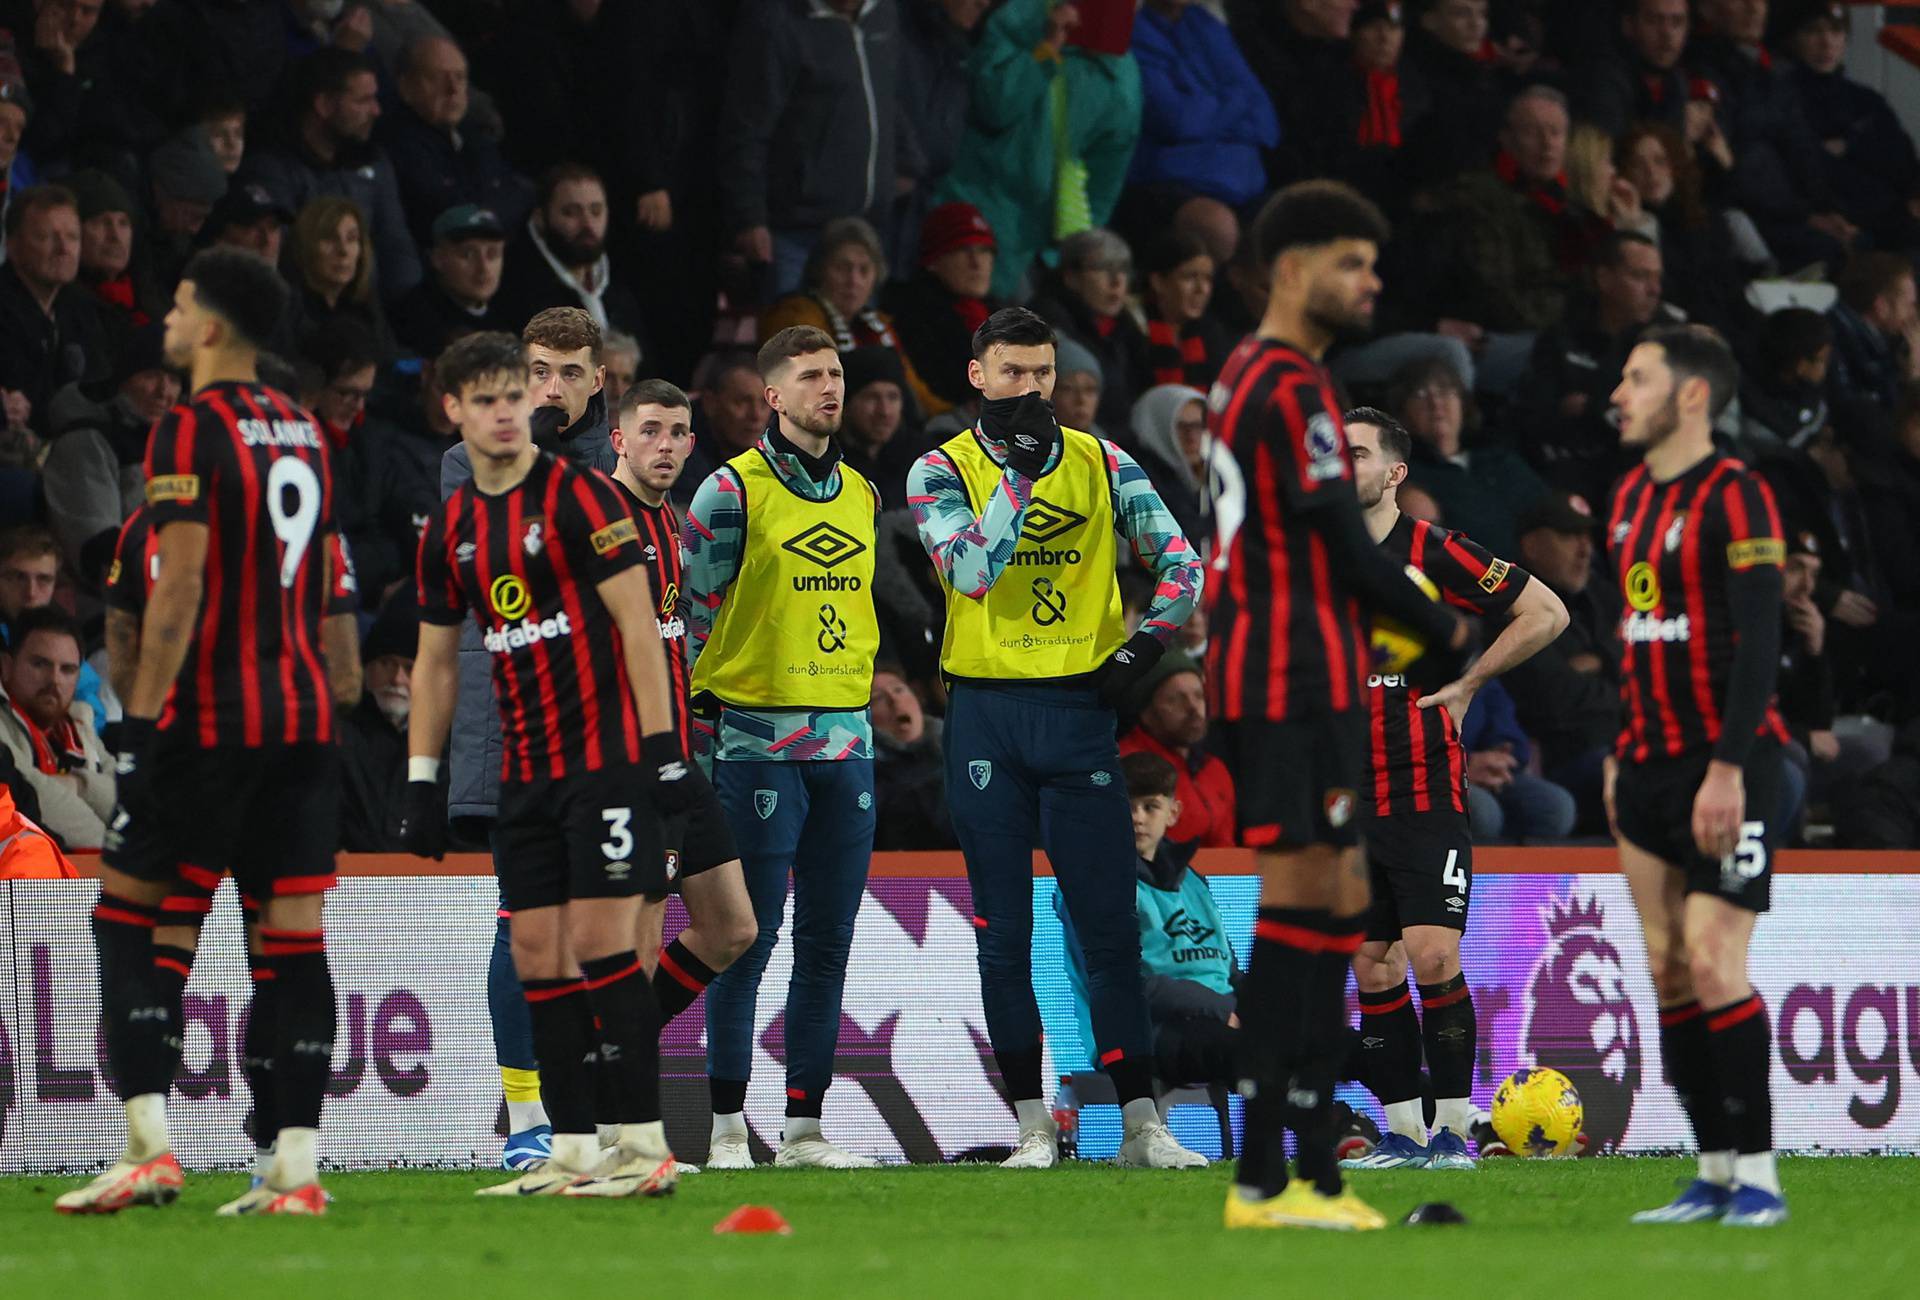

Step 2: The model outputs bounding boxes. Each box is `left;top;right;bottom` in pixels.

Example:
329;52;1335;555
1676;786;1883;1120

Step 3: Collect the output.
1323;788;1355;828
754;789;778;821
969;760;992;791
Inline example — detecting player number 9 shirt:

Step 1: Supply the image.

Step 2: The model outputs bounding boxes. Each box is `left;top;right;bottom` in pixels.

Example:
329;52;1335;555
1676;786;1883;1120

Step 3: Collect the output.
418;452;651;783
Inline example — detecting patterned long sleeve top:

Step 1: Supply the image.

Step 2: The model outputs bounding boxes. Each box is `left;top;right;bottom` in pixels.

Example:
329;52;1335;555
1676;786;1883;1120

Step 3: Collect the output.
906;427;1204;643
681;432;876;763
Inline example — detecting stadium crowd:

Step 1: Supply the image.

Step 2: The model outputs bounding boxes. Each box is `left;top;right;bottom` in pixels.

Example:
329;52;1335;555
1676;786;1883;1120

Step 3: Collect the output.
0;0;1915;861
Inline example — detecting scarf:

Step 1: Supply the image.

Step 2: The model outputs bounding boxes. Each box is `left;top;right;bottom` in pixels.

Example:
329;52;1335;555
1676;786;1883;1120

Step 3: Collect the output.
1357;67;1402;149
1494;148;1568;216
91;273;150;326
812;291;900;354
1146;315;1211;389
526;217;614;331
9;696;85;775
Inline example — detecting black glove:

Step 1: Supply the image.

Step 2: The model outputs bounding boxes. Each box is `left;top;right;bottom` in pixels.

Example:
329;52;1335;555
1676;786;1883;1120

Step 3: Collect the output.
644;731;713;817
398;779;448;860
528;403;570;449
109;714;156;818
1091;631;1166;710
982;392;1060;479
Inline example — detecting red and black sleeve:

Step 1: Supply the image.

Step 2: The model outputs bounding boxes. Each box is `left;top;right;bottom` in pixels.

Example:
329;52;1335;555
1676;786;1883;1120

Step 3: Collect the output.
1424;527;1531;619
416;495;468;626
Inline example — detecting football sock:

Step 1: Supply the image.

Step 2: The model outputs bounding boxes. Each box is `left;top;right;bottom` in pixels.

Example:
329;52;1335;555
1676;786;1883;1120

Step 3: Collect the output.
1734;1151;1781;1196
243;966;280;1151
272;1126;317;1188
1658;1000;1734;1172
259;928;335;1131
1233;907;1325;1198
502;1068;547;1133
786;1083;825;1120
124;1094;168;1164
710;1077;749;1118
1357;980;1422;1119
1418;973;1476;1132
150;941;195;1080
92;894;174;1106
1107;1056;1154;1107
1120;1096;1159;1134
652;938;719;1023
992;1043;1043;1104
1294;913;1365;1195
1013;1097;1053;1134
523;978;596;1135
784;1116;824;1143
1705;995;1774;1158
580;951;663;1125
712;1109;749;1140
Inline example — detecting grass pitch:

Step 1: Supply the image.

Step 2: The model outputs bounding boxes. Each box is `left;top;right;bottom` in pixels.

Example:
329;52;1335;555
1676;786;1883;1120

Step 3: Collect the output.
4;1158;1913;1299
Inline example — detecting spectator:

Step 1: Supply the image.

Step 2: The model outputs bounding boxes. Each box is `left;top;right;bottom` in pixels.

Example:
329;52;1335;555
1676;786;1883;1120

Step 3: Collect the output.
1690;0;1855;272
717;0;905;296
1458;676;1576;843
687;351;772;498
1118;652;1236;849
1140;229;1229;393
1402;0;1512;185
870;664;956;850
286;194;398;360
1827;250;1919;417
201;95;247;175
11;0;103;172
0;184;110;426
1615;119;1763;336
1859;380;1920;654
883;201;999;417
247;48;422;298
300;317;379;453
379;34;531;251
1570;0;1690;136
602;330;640;413
1226;0;1363;185
389;203;512;359
496;163;643;341
759;217;940;419
936;0;1142;299
838;346;926;508
1503;491;1619;832
1567;123;1653;242
200;181;292;267
1834;717;1920;848
1418;85;1587;393
1390;355;1546;557
1779;0;1920;249
520;305;615;472
1775;528;1835;834
68;168;160;346
1123;0;1278;264
1052;336;1106;438
1339;0;1428;206
1517;231;1669;505
0;605;112;849
338;593;444;851
1030;227;1149;431
893;0;987;268
1737;306;1832;458
351;354;458;606
40;322;176;577
0;751;75;877
143;126;230;288
0;78;39;255
1127;384;1208;545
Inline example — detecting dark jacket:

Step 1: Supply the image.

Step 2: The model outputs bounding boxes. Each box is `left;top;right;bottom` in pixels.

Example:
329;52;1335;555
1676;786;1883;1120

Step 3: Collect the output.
1399;29;1510;187
1787;60;1920;245
376;102;534;251
288;284;400;363
1028;285;1151;434
246;139;424;300
1826;301;1903;415
1128;4;1277;209
1422;166;1575;332
1403;437;1549;560
494;220;647;344
873;716;955;850
389;278;518;361
0;266;113;422
895;0;972;192
1224;0;1353;184
1691;37;1835;228
440;397;615;823
40;382;148;575
1515;297;1656;503
1503;577;1621;771
343;411;451;607
883;271;996;413
716;0;902;234
1568;47;1688;138
9;0;190;171
338;694;414;851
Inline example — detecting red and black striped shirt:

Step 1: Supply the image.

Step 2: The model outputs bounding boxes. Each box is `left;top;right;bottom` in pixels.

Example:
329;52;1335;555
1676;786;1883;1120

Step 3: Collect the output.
1363;515;1528;818
142;382;341;749
418;451;650;783
1205;337;1370;722
107;504;358;620
1607;453;1789;763
611;479;691;754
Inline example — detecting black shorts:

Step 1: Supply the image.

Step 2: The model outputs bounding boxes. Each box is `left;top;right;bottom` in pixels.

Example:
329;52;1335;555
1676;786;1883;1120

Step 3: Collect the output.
656;782;738;898
104;741;340;902
1362;809;1473;940
494;763;666;911
1218;713;1365;850
1614;739;1784;913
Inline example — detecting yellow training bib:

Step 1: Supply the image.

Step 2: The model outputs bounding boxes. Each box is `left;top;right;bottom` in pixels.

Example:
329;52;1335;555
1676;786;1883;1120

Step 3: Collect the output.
690;448;879;709
938;426;1125;680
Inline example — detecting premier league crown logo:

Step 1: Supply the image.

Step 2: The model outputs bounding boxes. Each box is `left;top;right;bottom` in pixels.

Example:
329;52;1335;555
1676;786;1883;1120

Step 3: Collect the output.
1519;893;1642;1153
